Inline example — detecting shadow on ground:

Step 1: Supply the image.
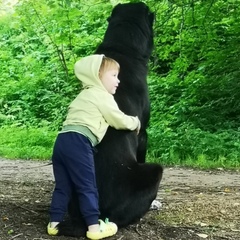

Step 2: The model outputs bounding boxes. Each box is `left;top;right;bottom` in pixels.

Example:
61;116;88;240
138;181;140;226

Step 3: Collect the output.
0;159;239;240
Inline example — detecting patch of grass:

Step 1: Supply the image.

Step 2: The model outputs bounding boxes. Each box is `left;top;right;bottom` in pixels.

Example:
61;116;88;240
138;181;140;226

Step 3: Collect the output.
148;153;240;170
147;124;240;170
0;126;56;160
0;125;240;171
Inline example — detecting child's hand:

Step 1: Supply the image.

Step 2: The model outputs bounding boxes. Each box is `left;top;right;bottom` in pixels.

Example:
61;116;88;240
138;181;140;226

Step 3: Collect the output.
136;117;141;135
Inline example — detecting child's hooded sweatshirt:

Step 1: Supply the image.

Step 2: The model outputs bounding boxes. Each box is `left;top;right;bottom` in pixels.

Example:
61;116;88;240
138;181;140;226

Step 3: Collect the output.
61;54;139;146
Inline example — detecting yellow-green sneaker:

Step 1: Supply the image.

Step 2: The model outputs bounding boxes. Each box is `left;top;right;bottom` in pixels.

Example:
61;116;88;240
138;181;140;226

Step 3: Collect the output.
86;218;118;240
47;222;59;236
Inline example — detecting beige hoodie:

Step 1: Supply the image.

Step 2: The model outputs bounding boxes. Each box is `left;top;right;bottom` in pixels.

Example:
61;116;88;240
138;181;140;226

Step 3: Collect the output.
61;54;139;146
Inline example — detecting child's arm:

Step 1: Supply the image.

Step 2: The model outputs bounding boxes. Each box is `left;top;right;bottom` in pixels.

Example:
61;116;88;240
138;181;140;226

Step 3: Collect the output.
98;95;141;133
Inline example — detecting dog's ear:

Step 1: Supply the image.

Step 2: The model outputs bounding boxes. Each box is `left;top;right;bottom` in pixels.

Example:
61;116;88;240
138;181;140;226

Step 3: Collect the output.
107;3;121;22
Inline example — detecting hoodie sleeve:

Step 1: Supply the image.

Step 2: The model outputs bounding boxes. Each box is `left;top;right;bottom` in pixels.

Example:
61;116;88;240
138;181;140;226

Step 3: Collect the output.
97;94;140;131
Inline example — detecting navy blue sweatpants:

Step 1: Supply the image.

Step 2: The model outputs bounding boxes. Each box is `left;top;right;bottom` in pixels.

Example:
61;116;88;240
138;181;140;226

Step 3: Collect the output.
49;132;100;226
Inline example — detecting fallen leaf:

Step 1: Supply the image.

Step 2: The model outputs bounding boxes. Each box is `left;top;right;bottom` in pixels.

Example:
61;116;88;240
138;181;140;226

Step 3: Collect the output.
2;216;9;221
196;233;208;238
200;222;208;227
194;221;208;227
22;223;33;226
224;188;231;193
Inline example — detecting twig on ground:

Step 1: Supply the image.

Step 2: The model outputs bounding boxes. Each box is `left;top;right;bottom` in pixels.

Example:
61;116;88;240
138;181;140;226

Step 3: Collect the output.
10;233;23;239
3;224;14;229
13;203;39;215
117;236;124;240
135;224;141;235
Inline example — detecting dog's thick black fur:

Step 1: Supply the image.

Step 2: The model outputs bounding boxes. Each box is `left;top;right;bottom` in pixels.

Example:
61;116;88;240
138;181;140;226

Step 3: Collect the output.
58;2;163;237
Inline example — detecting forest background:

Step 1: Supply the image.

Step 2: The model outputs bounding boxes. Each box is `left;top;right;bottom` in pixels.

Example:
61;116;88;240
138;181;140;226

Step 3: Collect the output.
0;0;239;169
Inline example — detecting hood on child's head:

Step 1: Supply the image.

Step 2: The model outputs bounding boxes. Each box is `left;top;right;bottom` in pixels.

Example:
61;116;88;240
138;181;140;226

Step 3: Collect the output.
74;54;105;89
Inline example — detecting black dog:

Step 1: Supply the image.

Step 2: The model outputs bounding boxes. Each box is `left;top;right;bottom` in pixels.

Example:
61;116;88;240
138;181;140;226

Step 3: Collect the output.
58;2;163;237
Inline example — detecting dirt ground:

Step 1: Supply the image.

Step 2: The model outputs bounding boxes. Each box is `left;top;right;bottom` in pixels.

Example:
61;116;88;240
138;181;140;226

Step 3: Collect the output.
0;159;239;240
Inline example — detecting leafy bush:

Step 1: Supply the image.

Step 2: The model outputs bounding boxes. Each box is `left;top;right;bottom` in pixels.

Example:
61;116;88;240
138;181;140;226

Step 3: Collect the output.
0;126;56;160
0;0;240;169
0;0;112;129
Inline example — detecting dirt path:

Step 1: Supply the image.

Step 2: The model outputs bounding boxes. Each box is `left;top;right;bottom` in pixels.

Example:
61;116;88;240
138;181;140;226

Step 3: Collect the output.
0;158;239;240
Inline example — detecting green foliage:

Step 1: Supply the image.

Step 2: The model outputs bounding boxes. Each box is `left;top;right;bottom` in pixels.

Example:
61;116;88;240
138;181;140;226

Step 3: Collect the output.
0;0;112;129
150;0;240;130
145;0;240;168
0;0;240;169
147;114;240;169
0;126;56;160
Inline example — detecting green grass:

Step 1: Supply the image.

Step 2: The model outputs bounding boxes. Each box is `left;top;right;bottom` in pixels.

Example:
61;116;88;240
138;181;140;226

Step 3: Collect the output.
0;126;56;160
0;125;239;170
149;153;240;170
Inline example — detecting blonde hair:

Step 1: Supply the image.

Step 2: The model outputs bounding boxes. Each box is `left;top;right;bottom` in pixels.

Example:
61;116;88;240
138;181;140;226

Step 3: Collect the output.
99;56;120;74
